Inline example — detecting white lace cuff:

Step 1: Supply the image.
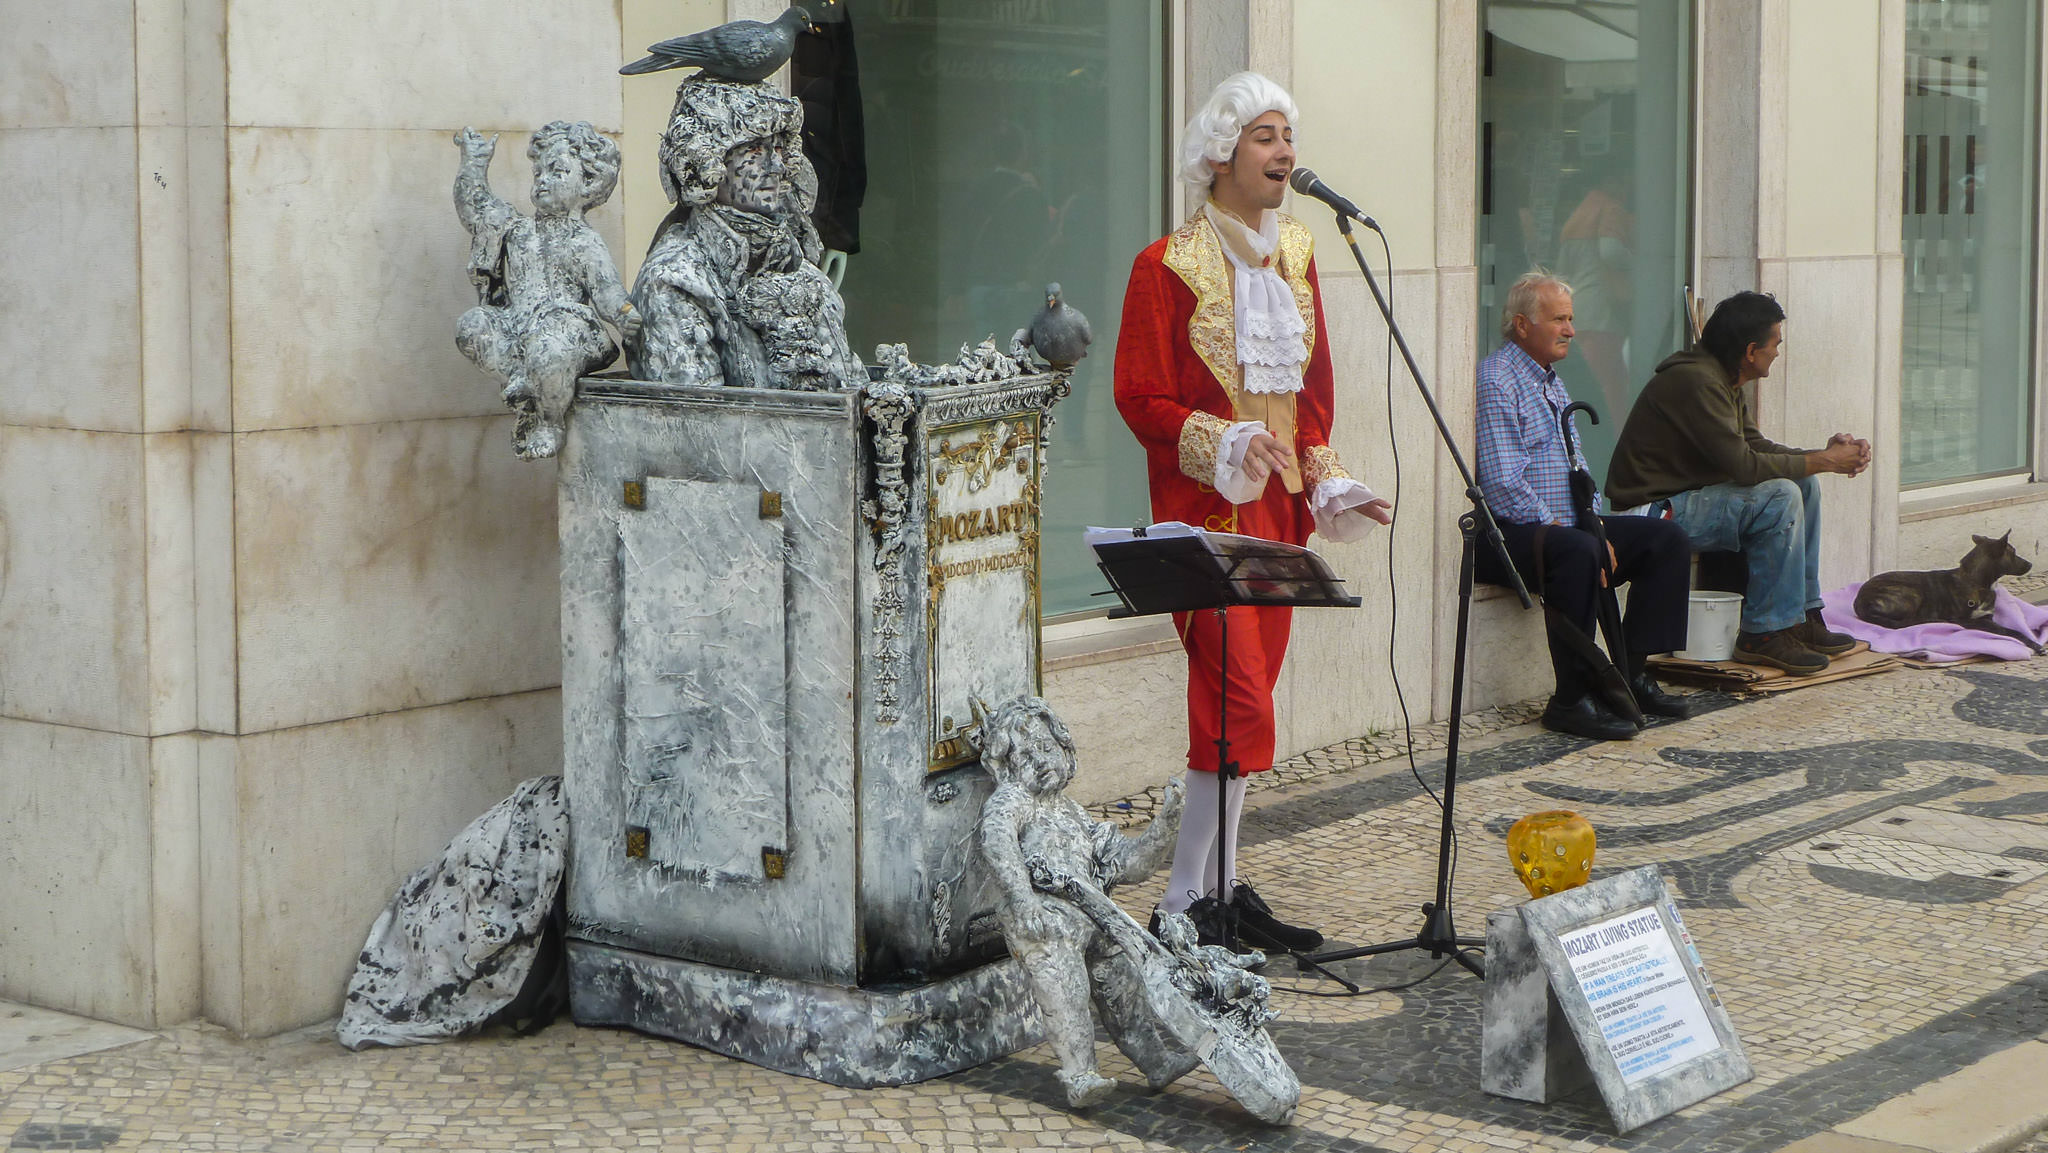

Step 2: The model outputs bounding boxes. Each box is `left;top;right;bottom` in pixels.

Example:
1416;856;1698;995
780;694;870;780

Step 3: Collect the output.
1311;477;1386;543
1214;420;1270;505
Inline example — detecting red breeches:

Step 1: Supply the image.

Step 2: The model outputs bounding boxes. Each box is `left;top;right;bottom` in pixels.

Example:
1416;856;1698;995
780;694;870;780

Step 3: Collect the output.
1175;603;1293;775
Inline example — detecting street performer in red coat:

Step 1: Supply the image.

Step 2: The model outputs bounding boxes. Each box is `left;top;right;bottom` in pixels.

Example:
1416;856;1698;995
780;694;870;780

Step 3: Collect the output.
1114;72;1392;952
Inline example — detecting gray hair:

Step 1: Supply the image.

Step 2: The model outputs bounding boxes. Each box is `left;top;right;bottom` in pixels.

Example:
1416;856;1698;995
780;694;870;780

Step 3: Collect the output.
1500;271;1573;339
1176;71;1300;192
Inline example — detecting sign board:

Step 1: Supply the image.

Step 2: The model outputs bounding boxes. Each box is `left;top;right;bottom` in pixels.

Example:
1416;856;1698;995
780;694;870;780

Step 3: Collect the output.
923;413;1043;769
1518;866;1752;1133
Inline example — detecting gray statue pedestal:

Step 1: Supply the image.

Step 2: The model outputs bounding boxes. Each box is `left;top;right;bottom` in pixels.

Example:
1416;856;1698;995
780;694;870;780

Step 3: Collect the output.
557;365;1067;1087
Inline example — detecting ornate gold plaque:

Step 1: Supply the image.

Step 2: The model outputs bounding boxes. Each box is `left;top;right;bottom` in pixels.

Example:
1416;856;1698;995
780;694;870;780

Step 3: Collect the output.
924;414;1043;769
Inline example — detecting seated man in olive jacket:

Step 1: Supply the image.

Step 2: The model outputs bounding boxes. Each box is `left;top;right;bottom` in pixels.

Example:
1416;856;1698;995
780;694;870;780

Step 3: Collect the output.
1606;292;1871;675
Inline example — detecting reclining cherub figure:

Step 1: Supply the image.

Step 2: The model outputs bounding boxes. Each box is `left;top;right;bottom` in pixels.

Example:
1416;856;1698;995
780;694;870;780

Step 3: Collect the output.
453;121;640;459
976;696;1192;1108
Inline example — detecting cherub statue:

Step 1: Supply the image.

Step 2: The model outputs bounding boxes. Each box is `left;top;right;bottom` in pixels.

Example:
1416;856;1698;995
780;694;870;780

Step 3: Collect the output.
453;121;639;459
976;696;1192;1108
1023;862;1302;1126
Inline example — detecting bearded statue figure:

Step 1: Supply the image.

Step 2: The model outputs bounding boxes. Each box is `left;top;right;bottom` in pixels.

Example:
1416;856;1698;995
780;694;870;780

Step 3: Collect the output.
628;76;866;391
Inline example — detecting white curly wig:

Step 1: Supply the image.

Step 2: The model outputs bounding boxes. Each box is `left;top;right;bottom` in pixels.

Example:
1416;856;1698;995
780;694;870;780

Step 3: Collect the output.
1176;71;1300;192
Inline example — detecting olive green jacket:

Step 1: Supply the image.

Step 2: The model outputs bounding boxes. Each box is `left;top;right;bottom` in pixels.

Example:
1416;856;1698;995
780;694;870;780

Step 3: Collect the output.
1605;348;1808;509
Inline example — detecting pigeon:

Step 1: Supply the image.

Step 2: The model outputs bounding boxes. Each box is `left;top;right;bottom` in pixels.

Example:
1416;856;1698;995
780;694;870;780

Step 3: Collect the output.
621;6;815;81
1023;283;1093;369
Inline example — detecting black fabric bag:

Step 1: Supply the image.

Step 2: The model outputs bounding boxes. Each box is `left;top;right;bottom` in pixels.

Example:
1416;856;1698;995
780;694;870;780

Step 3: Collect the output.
482;887;569;1037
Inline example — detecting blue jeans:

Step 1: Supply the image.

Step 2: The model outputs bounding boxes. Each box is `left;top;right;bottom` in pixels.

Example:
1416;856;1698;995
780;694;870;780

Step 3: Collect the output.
1667;475;1822;634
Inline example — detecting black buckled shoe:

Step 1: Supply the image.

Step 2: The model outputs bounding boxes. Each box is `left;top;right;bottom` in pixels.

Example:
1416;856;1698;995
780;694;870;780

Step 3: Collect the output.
1628;672;1697;719
1540;692;1640;741
1229;881;1323;953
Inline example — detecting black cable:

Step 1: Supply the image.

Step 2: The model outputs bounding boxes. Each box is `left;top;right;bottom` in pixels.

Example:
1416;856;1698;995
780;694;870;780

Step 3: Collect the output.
1372;227;1461;888
1268;952;1461;998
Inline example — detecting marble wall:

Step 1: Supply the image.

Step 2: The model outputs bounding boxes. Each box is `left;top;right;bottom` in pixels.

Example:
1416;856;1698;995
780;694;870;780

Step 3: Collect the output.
0;0;624;1034
1755;0;1907;587
1;0;196;1030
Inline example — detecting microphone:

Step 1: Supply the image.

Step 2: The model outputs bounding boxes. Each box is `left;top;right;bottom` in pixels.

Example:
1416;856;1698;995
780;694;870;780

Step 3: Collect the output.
1288;167;1379;232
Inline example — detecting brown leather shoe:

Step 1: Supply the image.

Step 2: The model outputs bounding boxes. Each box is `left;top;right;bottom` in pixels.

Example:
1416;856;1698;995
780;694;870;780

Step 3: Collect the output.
1733;628;1829;675
1790;608;1856;656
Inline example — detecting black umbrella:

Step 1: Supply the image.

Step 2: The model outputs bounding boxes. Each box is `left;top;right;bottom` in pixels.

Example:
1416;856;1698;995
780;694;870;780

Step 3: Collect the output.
1547;401;1643;727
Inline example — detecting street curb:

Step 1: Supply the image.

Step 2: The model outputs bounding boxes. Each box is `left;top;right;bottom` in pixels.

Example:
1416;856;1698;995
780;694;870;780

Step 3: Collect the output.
1781;1037;2048;1153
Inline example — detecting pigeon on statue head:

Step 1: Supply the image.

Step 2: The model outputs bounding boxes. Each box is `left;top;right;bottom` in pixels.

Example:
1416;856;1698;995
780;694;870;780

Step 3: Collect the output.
620;6;817;83
1023;283;1094;370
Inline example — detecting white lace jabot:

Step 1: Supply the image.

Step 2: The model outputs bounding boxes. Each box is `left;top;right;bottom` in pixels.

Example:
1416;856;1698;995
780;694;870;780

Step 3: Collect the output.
1203;202;1307;396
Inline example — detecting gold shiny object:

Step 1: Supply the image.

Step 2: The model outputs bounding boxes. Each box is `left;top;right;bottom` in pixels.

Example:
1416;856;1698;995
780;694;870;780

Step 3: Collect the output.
759;490;782;518
622;479;645;510
1506;810;1596;898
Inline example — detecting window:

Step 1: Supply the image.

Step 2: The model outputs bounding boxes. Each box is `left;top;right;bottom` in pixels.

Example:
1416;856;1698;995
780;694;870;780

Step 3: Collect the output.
836;0;1167;615
1477;0;1695;484
1901;0;2039;487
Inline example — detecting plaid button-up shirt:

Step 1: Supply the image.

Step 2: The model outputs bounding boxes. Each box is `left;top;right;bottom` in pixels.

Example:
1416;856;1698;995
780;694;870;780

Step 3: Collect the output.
1475;341;1593;527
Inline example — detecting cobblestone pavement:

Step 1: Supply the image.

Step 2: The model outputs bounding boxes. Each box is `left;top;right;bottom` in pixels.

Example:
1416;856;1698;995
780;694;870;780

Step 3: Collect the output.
6;661;2048;1151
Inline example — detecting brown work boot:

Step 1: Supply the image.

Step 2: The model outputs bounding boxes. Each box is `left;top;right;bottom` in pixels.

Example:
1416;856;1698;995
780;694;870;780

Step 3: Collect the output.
1790;608;1856;656
1732;628;1829;675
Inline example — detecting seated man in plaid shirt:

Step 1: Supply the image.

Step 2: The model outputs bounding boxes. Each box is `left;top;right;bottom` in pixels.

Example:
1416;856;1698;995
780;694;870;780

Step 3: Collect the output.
1474;272;1696;741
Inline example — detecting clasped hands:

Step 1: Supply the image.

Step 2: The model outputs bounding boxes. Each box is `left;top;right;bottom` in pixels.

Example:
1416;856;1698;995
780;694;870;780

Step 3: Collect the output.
1821;432;1873;477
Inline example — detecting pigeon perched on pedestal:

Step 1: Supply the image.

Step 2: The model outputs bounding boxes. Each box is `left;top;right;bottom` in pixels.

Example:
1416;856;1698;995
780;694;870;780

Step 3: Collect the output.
1022;283;1093;369
621;6;815;82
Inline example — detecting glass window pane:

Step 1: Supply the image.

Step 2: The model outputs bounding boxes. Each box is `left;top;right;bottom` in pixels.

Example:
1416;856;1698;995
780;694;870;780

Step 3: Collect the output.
839;1;1166;615
1901;0;2038;487
1477;0;1694;484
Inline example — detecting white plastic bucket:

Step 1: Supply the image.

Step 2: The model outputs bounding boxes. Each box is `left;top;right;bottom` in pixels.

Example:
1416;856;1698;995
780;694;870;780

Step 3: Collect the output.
1677;591;1743;661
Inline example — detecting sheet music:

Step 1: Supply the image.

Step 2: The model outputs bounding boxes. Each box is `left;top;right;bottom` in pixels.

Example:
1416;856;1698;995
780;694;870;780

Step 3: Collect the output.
1084;522;1353;607
1083;522;1199;546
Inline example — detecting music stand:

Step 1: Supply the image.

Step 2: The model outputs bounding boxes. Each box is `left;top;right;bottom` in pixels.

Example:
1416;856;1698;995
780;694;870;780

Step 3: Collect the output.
1092;526;1359;956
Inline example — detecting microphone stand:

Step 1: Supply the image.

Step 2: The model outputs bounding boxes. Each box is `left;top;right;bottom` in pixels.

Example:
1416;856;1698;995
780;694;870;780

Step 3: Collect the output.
1300;212;1533;981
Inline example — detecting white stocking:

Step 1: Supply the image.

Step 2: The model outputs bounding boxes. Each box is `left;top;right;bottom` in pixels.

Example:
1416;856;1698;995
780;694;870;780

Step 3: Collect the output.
1158;770;1248;913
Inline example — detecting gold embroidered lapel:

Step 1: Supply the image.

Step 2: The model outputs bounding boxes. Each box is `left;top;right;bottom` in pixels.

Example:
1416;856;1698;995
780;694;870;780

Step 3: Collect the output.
1161;213;1239;402
1159;211;1318;406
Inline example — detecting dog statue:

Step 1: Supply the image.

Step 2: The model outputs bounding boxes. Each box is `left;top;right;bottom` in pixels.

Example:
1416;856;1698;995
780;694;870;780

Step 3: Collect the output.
1853;531;2044;653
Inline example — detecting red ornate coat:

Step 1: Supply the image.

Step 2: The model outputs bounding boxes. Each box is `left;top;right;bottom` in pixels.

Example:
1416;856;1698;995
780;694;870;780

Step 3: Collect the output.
1112;210;1351;548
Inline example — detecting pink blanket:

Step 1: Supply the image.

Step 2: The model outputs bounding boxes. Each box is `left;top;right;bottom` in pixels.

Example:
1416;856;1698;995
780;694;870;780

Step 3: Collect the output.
1821;582;2048;662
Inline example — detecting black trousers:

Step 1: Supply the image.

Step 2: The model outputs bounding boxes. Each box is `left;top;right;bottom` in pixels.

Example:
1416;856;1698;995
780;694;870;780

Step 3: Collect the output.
1475;515;1693;698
